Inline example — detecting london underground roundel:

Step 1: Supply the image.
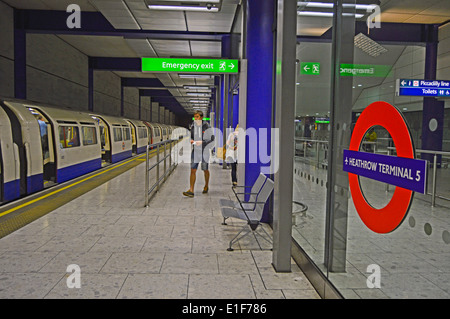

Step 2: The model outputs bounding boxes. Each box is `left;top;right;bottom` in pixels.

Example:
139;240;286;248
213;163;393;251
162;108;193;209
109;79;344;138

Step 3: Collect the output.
347;101;416;234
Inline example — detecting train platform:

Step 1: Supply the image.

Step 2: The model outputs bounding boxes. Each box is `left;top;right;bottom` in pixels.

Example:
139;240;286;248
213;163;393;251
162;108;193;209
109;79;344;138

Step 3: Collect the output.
0;158;319;299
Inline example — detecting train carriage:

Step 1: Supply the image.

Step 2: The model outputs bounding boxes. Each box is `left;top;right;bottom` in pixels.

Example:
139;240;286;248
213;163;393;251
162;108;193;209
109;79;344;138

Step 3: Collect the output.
1;100;45;197
143;122;163;146
28;105;102;184
0;106;20;202
0;98;184;204
90;114;133;164
126;119;148;155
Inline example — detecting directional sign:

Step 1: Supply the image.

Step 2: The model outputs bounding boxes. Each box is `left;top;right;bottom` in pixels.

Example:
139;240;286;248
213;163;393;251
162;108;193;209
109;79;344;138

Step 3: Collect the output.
300;62;320;75
397;79;450;97
343;150;427;194
340;64;392;77
142;57;239;74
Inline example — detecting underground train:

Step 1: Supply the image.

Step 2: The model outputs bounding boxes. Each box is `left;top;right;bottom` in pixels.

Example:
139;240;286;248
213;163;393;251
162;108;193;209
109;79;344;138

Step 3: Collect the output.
0;98;187;204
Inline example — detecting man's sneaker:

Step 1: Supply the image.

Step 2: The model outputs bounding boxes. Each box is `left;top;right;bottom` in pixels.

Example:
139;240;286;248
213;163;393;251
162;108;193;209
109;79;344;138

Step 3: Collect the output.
183;190;194;197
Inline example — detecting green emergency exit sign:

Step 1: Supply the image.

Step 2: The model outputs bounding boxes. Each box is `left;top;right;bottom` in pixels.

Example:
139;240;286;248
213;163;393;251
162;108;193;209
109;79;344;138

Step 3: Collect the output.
300;62;321;75
340;64;392;77
142;58;239;74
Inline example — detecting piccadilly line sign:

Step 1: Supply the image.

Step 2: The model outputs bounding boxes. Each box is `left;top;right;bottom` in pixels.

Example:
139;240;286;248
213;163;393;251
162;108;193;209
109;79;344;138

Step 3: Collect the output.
343;101;427;234
396;79;450;97
141;57;239;74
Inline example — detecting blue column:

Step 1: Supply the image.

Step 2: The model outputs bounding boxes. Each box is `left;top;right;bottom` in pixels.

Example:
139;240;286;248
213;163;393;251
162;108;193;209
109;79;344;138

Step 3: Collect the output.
421;24;443;166
219;35;232;149
219;75;225;148
245;0;275;222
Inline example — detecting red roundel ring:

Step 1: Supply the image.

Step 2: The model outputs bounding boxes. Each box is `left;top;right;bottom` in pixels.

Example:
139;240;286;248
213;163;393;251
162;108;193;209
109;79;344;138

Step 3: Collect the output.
348;101;415;234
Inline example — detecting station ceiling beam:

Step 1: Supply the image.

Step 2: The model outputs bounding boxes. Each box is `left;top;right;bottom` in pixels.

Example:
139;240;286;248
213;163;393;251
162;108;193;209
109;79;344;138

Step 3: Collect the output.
15;9;226;41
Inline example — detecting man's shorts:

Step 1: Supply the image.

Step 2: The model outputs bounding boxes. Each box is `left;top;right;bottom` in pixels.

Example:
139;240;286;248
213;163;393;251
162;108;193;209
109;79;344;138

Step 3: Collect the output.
191;161;209;171
191;150;209;170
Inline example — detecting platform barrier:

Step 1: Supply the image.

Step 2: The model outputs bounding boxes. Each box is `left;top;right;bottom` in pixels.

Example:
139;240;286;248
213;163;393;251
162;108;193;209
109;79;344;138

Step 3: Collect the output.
144;139;181;207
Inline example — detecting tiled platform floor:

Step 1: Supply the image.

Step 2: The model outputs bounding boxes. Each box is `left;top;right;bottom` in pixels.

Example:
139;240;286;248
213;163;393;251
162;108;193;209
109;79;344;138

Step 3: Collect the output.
0;160;319;299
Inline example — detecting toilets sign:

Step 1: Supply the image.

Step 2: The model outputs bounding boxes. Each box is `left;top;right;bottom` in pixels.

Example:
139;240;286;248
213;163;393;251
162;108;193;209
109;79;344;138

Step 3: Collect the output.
344;101;427;234
397;79;450;97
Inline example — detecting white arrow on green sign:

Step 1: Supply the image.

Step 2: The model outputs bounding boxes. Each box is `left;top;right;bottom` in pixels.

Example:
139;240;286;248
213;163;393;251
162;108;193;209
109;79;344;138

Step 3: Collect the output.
300;62;320;75
142;57;239;74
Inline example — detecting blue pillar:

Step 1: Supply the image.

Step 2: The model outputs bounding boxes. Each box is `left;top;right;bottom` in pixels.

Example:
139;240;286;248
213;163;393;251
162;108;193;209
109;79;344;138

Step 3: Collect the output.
219;35;232;149
245;0;275;222
14;9;26;100
421;24;443;166
219;75;225;148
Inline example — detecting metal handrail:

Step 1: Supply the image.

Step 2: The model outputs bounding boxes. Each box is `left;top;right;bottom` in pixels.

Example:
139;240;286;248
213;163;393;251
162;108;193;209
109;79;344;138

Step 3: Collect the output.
144;138;181;207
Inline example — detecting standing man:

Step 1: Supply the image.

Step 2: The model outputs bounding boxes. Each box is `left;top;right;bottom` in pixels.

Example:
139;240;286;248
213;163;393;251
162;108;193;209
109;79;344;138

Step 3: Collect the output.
183;110;215;197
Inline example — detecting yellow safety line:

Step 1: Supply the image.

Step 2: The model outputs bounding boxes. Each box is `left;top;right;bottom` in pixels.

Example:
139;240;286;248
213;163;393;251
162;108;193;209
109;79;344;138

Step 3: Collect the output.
0;148;163;218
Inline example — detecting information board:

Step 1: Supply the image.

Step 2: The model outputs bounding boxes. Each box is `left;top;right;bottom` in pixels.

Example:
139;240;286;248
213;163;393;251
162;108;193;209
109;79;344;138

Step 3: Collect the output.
396;79;450;97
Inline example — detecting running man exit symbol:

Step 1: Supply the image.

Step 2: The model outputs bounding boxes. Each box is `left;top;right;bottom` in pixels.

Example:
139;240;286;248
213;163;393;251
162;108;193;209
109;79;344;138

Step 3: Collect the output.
301;62;320;75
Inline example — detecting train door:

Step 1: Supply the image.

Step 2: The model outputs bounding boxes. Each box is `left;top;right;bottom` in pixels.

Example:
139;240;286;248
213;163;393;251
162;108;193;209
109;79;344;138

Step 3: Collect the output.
127;121;138;154
91;116;111;164
27;108;56;186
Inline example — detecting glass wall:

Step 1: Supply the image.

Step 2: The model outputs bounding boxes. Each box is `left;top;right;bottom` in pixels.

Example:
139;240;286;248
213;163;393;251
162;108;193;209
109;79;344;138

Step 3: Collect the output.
292;0;450;298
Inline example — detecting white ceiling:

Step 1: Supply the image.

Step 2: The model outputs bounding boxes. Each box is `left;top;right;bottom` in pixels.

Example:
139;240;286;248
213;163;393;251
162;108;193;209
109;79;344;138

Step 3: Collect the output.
3;0;450;115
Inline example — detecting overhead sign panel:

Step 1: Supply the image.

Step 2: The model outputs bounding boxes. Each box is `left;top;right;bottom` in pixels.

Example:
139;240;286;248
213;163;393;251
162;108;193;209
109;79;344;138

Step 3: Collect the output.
396;79;450;97
299;62;391;77
340;64;392;77
142;57;239;74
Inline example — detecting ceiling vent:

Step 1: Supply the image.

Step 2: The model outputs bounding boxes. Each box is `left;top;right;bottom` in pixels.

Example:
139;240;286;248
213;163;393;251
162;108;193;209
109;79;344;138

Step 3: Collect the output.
354;32;388;57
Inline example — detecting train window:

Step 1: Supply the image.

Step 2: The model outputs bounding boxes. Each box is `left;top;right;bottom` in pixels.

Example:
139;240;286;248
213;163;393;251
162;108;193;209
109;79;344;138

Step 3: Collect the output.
82;126;98;146
138;127;147;139
59;126;80;148
100;126;106;147
113;127;123;142
123;127;131;141
37;117;50;162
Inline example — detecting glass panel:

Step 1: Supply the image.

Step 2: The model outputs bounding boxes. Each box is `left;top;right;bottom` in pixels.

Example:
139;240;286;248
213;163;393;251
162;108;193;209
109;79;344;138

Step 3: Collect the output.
293;0;450;299
38;119;50;161
82;126;97;146
123;127;131;141
293;1;334;281
100;126;106;150
59;126;80;148
113;127;122;142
